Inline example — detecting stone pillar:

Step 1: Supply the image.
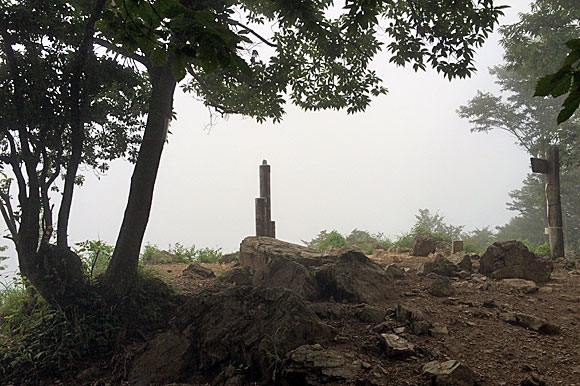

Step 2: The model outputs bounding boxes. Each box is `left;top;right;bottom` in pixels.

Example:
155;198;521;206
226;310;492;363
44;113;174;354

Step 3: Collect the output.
451;240;464;254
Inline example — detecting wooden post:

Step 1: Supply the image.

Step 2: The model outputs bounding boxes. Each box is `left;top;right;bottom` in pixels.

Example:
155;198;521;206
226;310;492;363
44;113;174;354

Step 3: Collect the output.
451;240;463;254
256;160;276;237
546;146;564;258
531;145;564;258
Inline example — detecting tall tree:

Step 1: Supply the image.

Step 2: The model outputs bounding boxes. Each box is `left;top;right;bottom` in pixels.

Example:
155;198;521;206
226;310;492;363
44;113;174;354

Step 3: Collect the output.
0;0;147;302
458;0;580;249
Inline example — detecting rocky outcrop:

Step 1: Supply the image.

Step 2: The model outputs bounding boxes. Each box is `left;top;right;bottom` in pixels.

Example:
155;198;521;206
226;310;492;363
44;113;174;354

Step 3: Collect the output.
128;286;332;386
238;238;395;304
479;241;553;283
412;236;437;256
395;303;432;335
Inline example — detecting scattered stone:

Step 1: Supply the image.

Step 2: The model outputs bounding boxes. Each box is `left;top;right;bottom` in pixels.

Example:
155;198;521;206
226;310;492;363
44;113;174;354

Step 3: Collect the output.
412;236;437;257
499;311;560;335
182;263;215;279
356;304;387;324
479;241;553;283
379;333;415;358
371;321;398;334
422;360;479;385
395;303;432;335
559;294;580;302
538;286;553;294
430;322;449;336
218;252;239;264
428;277;455;297
419;255;460;277
129;286;333;386
388;246;411;254
501;278;539;294
448;253;473;272
385;263;406;279
394;326;406;334
281;344;359;385
520;372;546;386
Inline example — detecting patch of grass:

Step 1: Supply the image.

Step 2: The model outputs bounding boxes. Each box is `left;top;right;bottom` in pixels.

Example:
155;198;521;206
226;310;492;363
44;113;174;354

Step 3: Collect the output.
0;268;179;384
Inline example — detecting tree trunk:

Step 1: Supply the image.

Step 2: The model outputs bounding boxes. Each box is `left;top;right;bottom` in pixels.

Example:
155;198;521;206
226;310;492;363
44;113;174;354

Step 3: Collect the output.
104;63;176;297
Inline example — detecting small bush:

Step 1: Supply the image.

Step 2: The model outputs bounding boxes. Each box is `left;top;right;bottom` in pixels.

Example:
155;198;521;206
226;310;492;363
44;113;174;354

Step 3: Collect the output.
534;242;551;257
304;230;347;252
196;247;222;263
75;239;114;279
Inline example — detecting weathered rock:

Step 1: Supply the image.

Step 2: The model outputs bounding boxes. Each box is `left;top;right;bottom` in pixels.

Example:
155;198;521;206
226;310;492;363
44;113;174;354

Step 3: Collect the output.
501;278;538;294
281;344;359;385
314;248;395;304
252;256;319;299
356;304;387;324
419;255;460;277
380;333;415;358
219;266;253;286
430;322;449;336
428;277;455;297
449;253;473;272
239;236;322;270
129;286;332;386
412;236;437;256
479;241;553;283
520;373;546;386
218;252;239;264
499;311;560;335
182;262;215;279
395;303;432;335
422;360;479;385
387;246;411;254
239;239;394;304
385;263;406;279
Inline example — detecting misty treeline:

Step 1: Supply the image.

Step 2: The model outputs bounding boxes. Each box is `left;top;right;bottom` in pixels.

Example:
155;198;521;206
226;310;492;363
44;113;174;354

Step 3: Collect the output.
459;0;580;252
305;208;550;256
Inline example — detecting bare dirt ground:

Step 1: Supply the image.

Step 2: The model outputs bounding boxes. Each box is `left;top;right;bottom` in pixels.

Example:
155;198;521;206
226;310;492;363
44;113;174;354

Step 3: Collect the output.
146;253;580;385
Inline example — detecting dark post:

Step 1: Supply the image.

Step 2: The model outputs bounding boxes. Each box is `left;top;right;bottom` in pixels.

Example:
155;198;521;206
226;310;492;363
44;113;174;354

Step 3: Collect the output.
256;160;276;237
530;145;564;258
546;146;564;258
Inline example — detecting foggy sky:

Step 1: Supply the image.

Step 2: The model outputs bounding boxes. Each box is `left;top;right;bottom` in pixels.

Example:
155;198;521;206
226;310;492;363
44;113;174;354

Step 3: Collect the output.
1;1;531;281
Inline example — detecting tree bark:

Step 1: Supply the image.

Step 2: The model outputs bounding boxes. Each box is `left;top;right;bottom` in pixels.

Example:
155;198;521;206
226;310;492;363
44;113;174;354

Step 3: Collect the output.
104;63;176;297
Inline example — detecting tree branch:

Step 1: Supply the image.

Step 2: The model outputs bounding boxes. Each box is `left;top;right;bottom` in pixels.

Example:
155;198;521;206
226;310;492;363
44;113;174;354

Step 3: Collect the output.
93;37;151;70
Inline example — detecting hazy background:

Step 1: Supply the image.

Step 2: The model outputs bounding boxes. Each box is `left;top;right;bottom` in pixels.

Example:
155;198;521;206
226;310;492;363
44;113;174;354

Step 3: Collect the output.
1;1;531;281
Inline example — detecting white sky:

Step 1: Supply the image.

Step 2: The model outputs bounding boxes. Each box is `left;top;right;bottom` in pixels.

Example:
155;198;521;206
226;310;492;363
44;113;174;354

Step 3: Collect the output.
1;1;532;281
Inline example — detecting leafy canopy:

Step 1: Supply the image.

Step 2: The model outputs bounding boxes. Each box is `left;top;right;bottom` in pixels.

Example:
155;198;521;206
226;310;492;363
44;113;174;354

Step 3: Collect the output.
96;0;506;122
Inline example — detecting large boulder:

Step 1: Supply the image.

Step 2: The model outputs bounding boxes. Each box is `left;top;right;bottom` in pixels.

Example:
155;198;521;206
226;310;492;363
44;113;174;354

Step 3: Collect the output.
129;286;333;386
252;256;319;299
412;236;437;256
239;236;322;270
479;241;553;283
239;238;395;304
314;248;395;304
422;360;479;385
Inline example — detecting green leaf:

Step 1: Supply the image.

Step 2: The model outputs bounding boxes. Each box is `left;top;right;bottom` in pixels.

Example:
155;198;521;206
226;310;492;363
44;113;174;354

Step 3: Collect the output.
550;73;573;98
534;74;554;96
565;38;580;50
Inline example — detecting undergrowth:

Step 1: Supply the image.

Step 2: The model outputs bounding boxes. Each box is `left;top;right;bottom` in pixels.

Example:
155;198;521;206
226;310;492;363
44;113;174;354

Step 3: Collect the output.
0;268;179;384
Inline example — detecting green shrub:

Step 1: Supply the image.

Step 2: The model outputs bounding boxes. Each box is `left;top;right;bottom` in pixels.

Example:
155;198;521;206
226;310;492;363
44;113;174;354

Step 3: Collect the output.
345;229;392;254
169;242;198;263
75;239;114;279
304;230;347;252
0;269;178;384
534;242;551;257
393;233;414;249
195;247;222;263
